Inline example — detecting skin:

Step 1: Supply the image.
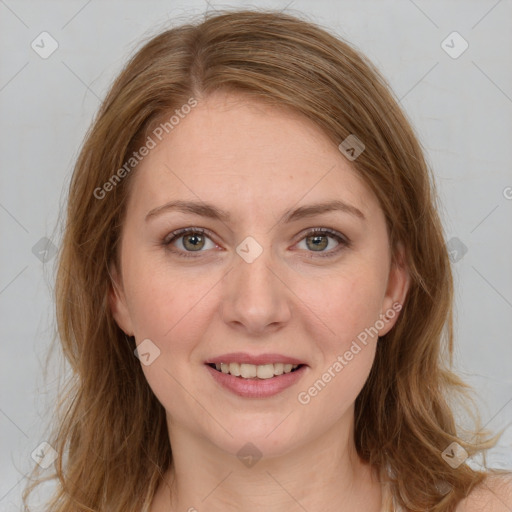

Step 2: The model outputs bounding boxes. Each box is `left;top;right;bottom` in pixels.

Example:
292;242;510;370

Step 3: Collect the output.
110;90;411;511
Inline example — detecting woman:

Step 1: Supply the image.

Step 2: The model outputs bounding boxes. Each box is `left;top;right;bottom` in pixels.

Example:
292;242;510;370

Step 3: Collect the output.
23;9;512;512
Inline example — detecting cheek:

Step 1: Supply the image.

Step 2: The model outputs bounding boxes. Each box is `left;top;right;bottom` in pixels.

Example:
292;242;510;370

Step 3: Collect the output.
123;251;219;351
293;270;383;422
295;262;387;350
127;276;197;338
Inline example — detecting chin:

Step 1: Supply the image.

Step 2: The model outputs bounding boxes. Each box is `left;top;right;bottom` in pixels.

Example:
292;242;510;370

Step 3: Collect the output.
207;415;307;461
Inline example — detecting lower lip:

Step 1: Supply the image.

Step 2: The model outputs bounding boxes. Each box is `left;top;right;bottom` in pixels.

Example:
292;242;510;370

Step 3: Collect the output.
205;364;307;398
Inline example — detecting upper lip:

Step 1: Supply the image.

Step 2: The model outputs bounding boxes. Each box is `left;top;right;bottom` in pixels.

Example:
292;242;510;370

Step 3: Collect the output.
205;352;306;366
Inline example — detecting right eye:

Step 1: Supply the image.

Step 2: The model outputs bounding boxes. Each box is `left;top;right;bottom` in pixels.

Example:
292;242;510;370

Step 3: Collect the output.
163;227;219;257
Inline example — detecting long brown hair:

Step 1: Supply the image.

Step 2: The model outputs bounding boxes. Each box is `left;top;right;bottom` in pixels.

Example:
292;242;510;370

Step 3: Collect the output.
23;8;507;511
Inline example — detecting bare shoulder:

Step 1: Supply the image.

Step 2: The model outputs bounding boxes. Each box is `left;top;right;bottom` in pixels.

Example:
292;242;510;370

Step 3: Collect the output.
455;473;512;512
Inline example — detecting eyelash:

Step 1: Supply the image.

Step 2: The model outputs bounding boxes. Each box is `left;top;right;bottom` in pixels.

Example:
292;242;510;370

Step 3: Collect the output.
162;227;350;259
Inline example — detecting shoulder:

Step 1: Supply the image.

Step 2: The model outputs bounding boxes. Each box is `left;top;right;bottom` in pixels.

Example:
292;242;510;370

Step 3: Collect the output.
455;473;512;512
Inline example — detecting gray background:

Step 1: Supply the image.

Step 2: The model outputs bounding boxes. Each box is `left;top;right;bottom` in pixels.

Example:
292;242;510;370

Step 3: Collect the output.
1;0;511;509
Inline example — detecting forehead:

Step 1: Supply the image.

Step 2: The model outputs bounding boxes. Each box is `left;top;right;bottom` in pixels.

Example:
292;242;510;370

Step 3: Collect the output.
127;91;380;220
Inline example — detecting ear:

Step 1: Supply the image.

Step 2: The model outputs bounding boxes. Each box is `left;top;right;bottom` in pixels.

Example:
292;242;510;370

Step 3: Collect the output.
378;241;410;337
108;262;135;336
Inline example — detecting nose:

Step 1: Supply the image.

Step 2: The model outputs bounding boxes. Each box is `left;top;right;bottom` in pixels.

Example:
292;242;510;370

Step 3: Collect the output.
221;244;292;336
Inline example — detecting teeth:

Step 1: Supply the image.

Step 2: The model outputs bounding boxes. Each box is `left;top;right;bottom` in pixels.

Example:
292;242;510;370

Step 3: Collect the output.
256;364;274;379
274;363;284;375
229;362;241;376
240;363;257;378
212;362;300;379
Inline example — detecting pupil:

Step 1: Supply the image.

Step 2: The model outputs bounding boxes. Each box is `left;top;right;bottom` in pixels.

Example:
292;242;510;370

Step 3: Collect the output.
184;233;204;251
307;235;327;251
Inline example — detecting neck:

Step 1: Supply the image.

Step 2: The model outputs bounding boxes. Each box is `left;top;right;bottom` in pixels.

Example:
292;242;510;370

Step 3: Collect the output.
151;409;383;512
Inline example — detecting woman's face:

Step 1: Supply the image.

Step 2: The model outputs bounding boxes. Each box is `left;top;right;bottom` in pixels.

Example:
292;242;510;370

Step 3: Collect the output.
110;91;408;459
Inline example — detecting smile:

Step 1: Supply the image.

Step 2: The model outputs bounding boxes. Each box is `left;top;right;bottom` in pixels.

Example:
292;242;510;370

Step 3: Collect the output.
205;362;307;398
207;362;302;379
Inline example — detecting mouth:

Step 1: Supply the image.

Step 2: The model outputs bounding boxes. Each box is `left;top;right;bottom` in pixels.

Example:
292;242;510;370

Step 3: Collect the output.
205;359;308;398
206;362;305;380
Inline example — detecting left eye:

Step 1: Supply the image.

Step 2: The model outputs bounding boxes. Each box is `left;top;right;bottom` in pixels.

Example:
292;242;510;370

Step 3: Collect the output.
296;229;346;253
163;228;349;257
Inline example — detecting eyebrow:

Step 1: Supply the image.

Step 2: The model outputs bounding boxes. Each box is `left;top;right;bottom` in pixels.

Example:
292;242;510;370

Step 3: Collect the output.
145;199;365;223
